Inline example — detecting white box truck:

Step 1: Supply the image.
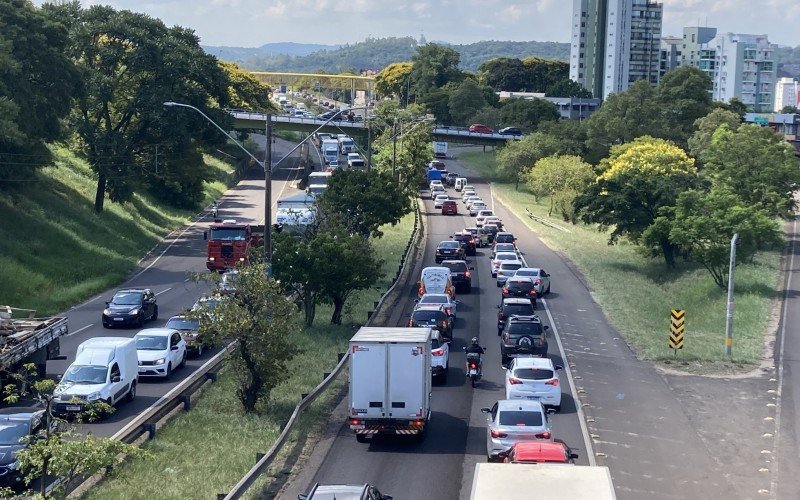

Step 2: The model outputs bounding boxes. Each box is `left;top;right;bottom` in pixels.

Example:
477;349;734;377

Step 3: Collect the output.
321;139;339;165
348;327;432;443
434;141;448;158
470;464;616;500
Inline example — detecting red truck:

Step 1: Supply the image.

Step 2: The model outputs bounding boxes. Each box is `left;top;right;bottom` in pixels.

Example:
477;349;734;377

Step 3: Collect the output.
203;219;264;272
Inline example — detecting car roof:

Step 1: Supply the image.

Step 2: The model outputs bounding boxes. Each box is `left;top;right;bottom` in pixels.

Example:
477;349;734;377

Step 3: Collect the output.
438;240;460;246
308;484;367;499
134;328;177;337
442;200;456;204
512;356;555;369
511;441;569;462
420;293;449;300
507;276;533;284
0;407;42;420
497;399;545;411
496;232;514;236
516;267;541;273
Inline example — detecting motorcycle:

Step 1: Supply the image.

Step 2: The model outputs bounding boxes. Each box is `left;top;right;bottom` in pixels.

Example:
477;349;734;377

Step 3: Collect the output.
211;201;219;219
497;319;505;336
463;347;485;388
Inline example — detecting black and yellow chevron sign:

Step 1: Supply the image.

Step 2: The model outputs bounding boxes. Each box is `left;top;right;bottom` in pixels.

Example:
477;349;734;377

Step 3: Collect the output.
669;309;685;349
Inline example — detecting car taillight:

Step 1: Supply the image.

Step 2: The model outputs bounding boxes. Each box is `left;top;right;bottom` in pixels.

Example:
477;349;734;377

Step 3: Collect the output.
441;320;448;330
502;287;509;293
412;419;425;426
546;379;559;387
469;362;477;369
491;430;508;439
508;377;523;385
535;278;542;285
529;289;537;295
432;348;444;356
348;418;362;425
465;271;471;277
444;307;452;315
469;238;475;243
536;432;551;439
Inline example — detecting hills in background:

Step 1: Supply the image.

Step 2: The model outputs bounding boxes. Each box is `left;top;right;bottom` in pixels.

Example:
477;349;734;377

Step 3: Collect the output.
202;37;571;73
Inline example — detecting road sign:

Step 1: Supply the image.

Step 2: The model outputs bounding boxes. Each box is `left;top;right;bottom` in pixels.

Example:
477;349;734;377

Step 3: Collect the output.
670;309;685;350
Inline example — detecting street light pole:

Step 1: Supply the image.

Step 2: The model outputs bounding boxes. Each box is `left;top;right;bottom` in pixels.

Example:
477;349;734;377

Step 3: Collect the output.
725;233;739;356
264;114;272;274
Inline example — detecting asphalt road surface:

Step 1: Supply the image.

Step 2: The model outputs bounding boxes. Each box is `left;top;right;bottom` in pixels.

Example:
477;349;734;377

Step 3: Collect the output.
46;138;306;438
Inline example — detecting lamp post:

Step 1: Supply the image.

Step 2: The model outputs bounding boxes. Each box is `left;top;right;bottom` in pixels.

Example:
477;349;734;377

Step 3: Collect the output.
163;102;272;273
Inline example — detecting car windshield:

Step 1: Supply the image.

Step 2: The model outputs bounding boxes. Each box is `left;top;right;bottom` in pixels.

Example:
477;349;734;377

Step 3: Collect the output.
508;322;543;336
61;365;107;384
412;311;445;323
210;228;246;241
192;298;219;311
111;291;143;306
135;335;168;351
504;304;535;316
499;410;543;427
441;262;467;273
420;295;448;304
166;318;200;330
440;241;460;249
0;423;29;446
515;368;555;380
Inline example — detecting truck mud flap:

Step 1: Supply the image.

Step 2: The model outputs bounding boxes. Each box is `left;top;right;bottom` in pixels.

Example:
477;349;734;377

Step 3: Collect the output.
354;424;422;435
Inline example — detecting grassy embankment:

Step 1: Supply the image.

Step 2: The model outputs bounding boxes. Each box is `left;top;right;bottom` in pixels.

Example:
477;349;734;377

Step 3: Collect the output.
458;149;781;372
0;144;235;315
85;212;416;499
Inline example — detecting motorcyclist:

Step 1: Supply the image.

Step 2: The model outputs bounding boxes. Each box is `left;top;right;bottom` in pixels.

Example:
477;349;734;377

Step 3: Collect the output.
211;200;219;218
465;337;485;371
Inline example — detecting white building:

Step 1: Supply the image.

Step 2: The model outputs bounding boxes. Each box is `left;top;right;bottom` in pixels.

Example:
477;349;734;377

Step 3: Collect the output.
775;77;798;112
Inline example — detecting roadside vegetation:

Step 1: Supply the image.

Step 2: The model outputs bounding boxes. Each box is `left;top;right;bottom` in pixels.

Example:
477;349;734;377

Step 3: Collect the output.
0;146;234;314
85;213;416;499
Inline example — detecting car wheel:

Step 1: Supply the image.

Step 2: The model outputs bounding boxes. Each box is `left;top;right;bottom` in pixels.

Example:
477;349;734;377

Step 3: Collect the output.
126;381;136;402
166;363;172;379
197;344;204;357
441;369;448;384
356;434;369;443
178;352;186;369
102;322;110;329
496;282;501;287
152;305;158;321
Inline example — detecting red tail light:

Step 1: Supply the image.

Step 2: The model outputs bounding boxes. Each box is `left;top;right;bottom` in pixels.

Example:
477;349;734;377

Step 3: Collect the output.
529;289;537;295
412;419;425;426
465;271;471;278
469;363;477;369
469;238;475;243
348;418;362;425
502;287;509;293
536;432;552;439
545;379;559;387
441;320;448;330
535;278;542;285
444;307;452;315
491;430;508;439
431;348;444;356
508;377;523;385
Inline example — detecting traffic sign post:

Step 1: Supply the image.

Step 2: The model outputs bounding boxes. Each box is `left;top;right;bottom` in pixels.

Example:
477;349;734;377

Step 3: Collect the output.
669;309;685;354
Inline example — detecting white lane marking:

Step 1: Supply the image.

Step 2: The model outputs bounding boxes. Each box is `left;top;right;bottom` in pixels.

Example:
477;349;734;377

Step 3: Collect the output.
67;324;94;337
127;220;203;283
155;287;172;296
259;163;303;225
70;295;102;310
512;199;597;466
771;217;796;497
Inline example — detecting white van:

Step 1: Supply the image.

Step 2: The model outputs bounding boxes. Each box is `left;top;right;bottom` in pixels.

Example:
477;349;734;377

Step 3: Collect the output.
418;266;456;299
455;178;468;191
53;337;138;416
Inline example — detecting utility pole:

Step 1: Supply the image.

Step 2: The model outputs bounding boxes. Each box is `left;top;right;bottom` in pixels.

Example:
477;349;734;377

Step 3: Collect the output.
366;122;372;171
725;233;739;356
391;120;398;179
264;114;272;275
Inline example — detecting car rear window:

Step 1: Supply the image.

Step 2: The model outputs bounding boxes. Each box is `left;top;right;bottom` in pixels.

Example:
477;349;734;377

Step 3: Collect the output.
508;322;543;337
499;410;543;427
442;261;468;273
496;234;515;243
440;241;460;249
496;254;516;261
503;304;535;316
500;263;523;270
431;338;442;349
412;310;446;323
508;281;534;291
514;368;554;380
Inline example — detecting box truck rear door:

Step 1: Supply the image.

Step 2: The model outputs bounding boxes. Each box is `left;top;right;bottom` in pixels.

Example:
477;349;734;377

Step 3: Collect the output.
388;343;426;418
351;343;387;418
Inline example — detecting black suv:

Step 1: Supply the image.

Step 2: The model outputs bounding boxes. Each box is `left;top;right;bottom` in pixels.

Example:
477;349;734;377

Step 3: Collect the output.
452;231;477;256
500;315;549;365
102;288;158;328
435;240;465;263
0;407;46;490
441;260;473;293
496;297;536;335
495;232;516;244
300;483;392;500
408;305;453;339
501;277;538;306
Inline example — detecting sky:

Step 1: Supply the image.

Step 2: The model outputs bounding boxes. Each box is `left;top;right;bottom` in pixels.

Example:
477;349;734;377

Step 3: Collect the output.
32;0;800;48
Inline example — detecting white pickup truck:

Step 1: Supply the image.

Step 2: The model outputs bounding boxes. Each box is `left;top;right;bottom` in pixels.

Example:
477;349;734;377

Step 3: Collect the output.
348;327;432;443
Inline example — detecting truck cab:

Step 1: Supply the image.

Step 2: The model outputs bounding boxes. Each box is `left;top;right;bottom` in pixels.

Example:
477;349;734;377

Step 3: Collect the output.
203;219;263;272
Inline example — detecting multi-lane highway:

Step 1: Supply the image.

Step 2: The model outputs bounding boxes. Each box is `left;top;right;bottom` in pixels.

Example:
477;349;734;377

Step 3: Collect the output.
46;138;305;437
287;153;746;499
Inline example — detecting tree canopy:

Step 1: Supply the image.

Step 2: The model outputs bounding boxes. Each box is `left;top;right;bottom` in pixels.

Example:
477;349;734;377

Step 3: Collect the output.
410;43;463;96
375;61;414;103
687;108;741;161
525;155;594;221
500;98;560;132
449;78;489;125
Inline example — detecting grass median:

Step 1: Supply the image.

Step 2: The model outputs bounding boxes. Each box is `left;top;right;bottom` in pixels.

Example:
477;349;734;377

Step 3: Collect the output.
85;211;416;500
0;145;235;315
457;149;781;373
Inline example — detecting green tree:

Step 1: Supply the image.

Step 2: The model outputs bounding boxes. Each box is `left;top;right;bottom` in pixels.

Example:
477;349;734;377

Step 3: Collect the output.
496;131;583;188
687;108;741;161
470;106;502;130
45;3;231;212
525;155;594;220
410;43;463;96
584;80;665;158
419;85;454;124
0;0;80;182
546;79;593;98
272;233;325;326
448;78;488;125
522;57;569;93
195;265;298;411
478;57;529;91
713;97;748;118
220;61;277;112
375;61;414;101
500;98;560;132
781;105;799;114
666;187;782;287
657;66;713;145
574;137;698;267
317;169;410;237
702;124;800;218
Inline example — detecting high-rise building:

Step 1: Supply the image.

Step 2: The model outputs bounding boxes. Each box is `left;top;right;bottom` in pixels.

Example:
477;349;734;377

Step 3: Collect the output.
659;36;682;78
570;0;663;99
678;28;775;112
775;77;798;112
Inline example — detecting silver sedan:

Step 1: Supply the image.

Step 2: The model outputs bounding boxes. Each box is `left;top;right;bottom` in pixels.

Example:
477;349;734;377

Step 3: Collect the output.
514;267;551;295
417;293;459;319
482;399;554;461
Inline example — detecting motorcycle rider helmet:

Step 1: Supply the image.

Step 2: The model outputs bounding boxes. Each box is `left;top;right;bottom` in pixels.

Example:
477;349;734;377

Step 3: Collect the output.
471;337;479;346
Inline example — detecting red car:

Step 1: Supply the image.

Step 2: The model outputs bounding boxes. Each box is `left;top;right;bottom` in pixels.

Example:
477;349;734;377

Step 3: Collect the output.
441;200;458;215
501;441;578;464
469;123;494;134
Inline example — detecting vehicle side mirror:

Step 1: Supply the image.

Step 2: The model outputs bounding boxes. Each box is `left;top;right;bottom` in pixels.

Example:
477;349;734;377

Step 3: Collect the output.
544;325;550;330
480;407;491;414
501;366;507;370
555;365;563;371
546;408;557;415
469;267;475;270
105;301;110;306
203;230;208;241
496;305;500;309
454;300;461;304
414;299;419;303
111;376;121;383
569;453;580;460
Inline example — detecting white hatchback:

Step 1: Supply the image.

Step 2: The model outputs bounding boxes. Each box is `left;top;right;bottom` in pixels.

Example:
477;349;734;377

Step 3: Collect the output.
434;194;449;209
504;357;562;411
134;328;187;378
491;252;520;277
475;210;494;227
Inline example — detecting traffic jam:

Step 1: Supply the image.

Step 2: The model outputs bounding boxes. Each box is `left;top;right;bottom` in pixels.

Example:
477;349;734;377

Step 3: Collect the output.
345;159;577;466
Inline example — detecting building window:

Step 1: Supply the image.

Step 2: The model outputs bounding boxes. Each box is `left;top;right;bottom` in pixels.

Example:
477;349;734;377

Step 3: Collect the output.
692;34;696;42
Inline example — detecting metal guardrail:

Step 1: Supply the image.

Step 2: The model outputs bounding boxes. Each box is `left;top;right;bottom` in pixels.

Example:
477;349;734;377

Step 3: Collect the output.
222;203;423;500
524;208;573;233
